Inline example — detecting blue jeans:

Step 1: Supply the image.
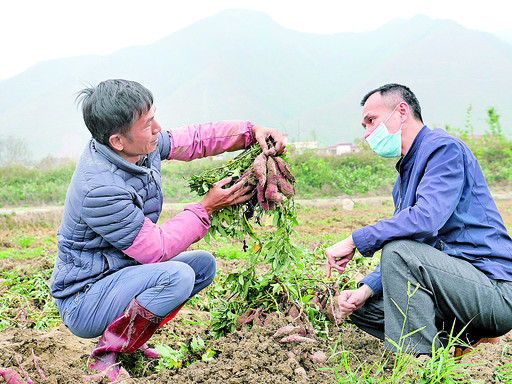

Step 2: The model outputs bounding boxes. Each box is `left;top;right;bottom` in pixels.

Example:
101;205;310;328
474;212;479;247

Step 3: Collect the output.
56;250;216;338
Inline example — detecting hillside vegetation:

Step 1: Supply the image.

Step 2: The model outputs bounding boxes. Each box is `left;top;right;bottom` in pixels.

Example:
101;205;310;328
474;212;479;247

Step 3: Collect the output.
0;117;510;208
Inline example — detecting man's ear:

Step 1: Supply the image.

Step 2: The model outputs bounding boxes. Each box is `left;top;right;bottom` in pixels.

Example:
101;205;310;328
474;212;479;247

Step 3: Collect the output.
108;133;124;151
398;101;409;123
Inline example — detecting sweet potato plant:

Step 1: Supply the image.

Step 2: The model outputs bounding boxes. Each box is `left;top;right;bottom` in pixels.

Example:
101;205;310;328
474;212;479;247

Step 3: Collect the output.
189;146;342;339
189;144;299;273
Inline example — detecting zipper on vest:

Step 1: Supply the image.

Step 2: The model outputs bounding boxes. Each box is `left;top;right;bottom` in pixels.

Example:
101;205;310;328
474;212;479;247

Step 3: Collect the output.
149;169;164;210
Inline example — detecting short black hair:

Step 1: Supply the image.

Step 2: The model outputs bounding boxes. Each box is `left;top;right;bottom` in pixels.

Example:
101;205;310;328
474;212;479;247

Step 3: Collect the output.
360;83;423;123
76;79;154;145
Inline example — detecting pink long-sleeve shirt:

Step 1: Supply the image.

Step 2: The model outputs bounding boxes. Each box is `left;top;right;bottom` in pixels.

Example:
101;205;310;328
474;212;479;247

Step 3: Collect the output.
122;120;254;264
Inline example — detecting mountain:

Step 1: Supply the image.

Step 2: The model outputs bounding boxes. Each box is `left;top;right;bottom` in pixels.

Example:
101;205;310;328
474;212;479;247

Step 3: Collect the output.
1;10;511;161
496;28;512;45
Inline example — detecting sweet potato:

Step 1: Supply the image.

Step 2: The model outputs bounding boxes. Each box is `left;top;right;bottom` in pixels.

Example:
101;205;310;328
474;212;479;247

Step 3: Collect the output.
265;156;278;195
276;171;294;199
265;157;285;203
246;167;259;186
309;351;328;363
274;157;295;183
252;153;267;188
236;308;264;328
272;325;306;338
31;350;46;380
0;368;28;384
279;335;317;343
256;184;269;211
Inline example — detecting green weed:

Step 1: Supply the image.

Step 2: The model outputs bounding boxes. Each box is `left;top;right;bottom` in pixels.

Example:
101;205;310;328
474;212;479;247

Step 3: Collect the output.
0;247;46;259
2;111;511;208
412;325;475;384
0;268;60;330
155;336;214;372
494;363;512;382
214;244;249;261
13;235;35;248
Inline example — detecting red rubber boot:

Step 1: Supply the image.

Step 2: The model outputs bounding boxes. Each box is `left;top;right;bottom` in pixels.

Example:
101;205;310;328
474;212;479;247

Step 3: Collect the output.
136;301;188;360
158;301;187;328
84;298;164;382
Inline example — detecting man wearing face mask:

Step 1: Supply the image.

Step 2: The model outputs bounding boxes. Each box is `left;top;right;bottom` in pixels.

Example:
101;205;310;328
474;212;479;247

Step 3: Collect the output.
325;83;512;357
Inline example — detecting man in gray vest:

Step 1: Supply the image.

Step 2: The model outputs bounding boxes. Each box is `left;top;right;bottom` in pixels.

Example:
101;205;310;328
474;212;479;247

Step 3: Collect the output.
50;79;286;381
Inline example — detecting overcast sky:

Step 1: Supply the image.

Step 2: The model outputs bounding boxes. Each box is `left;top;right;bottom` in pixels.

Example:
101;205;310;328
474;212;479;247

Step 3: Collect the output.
1;0;510;80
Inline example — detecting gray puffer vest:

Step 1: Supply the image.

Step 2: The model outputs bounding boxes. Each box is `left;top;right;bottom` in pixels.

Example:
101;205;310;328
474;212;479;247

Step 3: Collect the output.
50;131;171;299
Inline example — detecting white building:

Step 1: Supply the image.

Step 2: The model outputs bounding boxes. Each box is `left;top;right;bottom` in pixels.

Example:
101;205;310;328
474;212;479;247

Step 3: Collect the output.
317;142;358;156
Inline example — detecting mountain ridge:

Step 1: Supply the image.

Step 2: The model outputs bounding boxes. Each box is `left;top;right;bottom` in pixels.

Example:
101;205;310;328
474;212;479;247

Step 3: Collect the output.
1;9;511;160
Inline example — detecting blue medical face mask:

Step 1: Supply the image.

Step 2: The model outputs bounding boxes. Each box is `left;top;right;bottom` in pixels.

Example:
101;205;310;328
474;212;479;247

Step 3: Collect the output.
365;105;403;158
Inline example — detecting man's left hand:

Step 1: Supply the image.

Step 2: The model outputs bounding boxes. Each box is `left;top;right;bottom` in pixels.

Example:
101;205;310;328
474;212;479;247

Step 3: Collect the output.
325;236;356;278
252;125;286;155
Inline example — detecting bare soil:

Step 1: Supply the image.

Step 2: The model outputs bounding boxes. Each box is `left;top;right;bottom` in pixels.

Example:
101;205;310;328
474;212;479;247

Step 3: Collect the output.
1;197;511;383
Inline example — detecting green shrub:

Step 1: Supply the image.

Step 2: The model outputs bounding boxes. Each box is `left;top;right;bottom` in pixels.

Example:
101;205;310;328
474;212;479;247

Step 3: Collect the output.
289;150;397;198
0;121;510;207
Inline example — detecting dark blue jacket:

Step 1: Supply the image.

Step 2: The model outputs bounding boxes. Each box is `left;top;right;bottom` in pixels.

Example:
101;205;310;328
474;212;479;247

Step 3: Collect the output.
354;126;512;295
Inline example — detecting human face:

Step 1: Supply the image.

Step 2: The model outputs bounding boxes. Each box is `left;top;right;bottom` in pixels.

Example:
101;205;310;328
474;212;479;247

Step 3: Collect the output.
361;93;402;139
114;106;162;164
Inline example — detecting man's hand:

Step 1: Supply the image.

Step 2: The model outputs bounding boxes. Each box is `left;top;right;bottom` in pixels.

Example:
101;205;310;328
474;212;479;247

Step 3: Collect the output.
199;177;254;215
325;236;356;278
252;125;286;155
335;285;373;319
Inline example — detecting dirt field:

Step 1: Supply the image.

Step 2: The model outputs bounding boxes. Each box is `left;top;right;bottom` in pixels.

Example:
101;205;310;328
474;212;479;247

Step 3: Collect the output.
0;197;511;383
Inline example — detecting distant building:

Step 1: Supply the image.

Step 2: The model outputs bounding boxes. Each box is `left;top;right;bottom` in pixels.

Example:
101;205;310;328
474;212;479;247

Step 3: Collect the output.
317;142;358;156
289;141;319;154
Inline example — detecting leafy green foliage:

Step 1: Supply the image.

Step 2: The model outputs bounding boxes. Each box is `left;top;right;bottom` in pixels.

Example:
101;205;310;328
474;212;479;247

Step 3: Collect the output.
118;350;155;377
0;246;47;259
322;346;388;383
207;243;334;339
208;298;243;339
156;343;188;371
1;109;511;208
154;336;214;372
0;268;60;330
189;145;263;196
0;162;75;207
256;202;300;272
446;107;512;185
188;144;265;243
289;150;397;197
412;331;473;384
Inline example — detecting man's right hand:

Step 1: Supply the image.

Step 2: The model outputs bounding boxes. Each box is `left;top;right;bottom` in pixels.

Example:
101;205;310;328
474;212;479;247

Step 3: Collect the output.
325;236;356;278
335;284;374;319
199;177;254;216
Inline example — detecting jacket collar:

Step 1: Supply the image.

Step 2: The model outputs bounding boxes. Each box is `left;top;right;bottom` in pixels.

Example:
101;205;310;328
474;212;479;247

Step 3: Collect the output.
395;125;429;171
92;139;153;174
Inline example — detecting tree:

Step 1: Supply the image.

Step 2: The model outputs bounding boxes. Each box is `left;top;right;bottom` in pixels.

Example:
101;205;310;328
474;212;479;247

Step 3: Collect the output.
486;107;502;137
0;136;32;165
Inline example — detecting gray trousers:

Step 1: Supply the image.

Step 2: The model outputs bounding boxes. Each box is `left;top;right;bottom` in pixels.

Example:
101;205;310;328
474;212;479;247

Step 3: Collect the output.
350;240;512;355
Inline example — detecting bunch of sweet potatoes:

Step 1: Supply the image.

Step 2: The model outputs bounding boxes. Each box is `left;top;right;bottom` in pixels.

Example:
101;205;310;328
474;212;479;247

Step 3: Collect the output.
240;153;295;211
